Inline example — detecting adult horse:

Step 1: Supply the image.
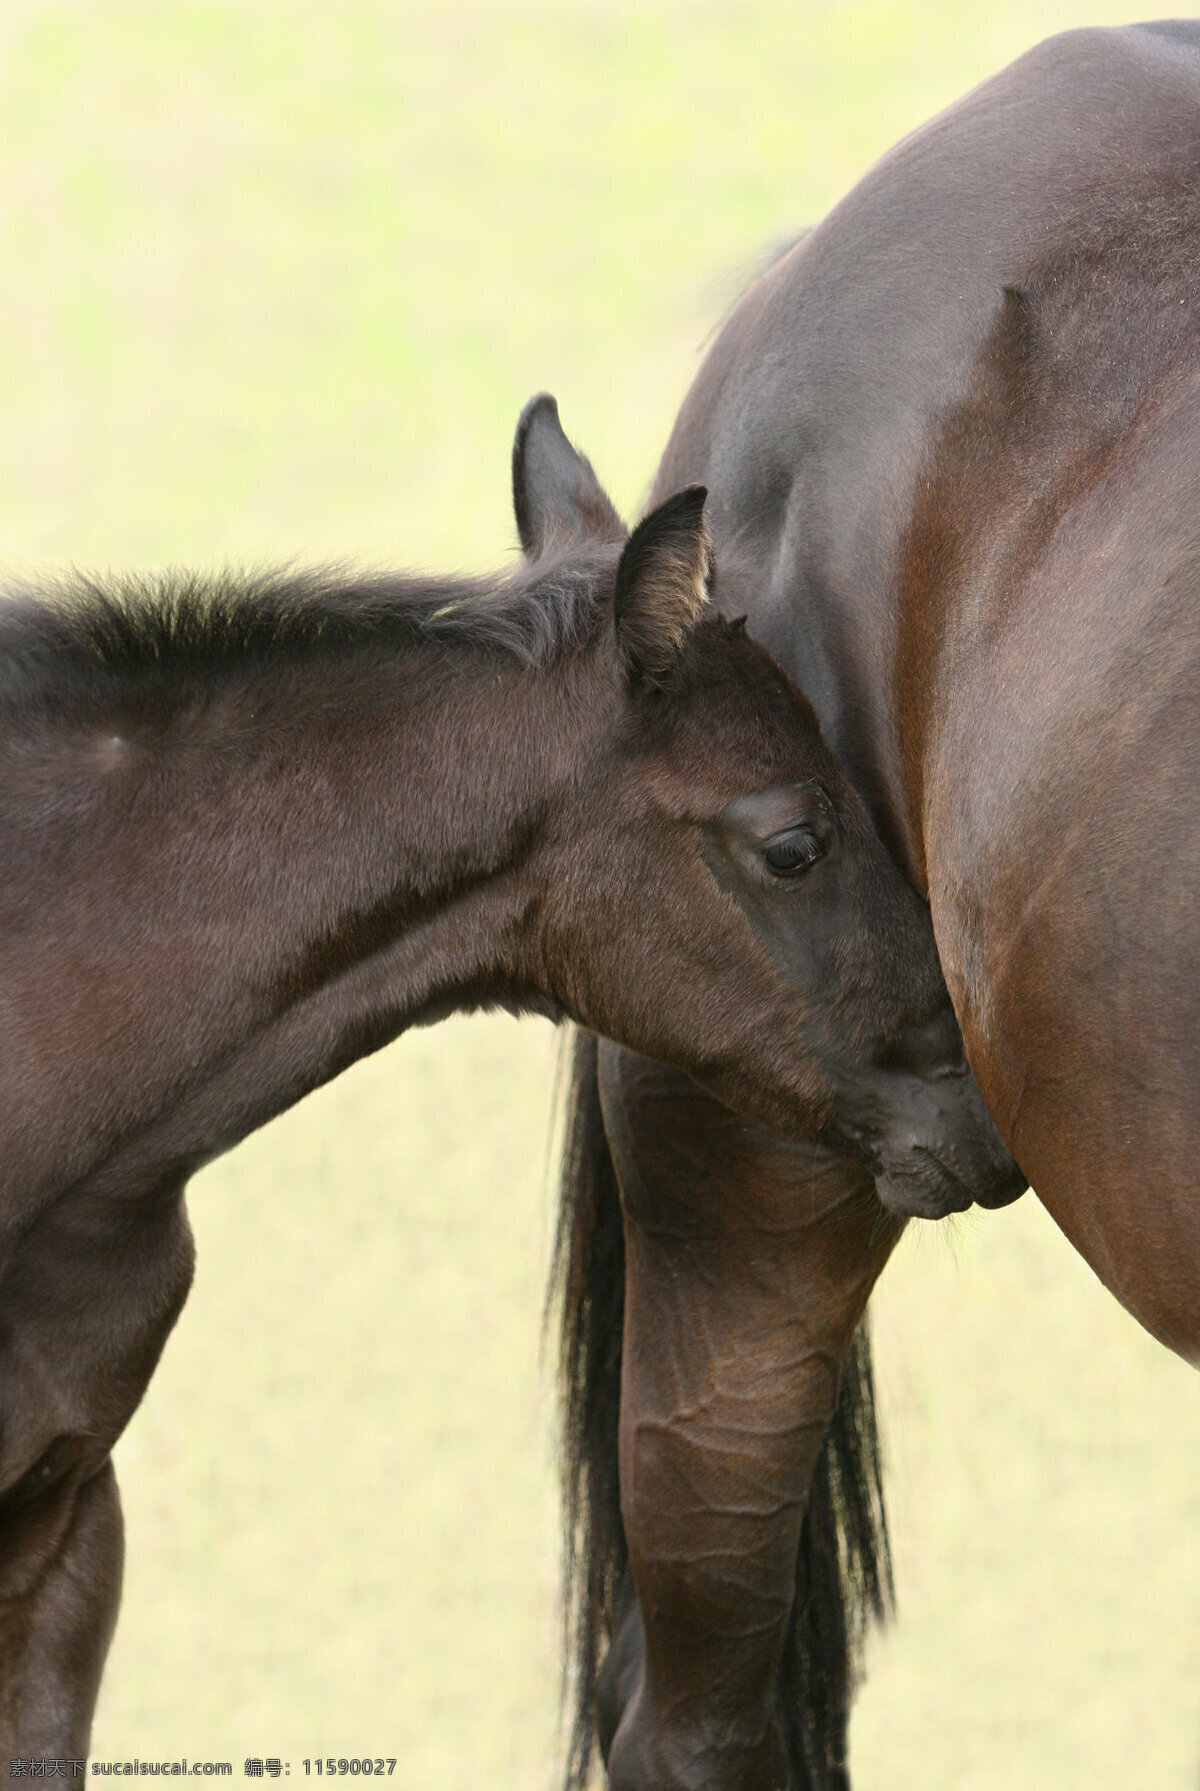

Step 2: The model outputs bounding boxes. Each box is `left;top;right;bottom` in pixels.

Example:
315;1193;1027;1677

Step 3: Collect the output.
552;21;1200;1791
0;402;1021;1755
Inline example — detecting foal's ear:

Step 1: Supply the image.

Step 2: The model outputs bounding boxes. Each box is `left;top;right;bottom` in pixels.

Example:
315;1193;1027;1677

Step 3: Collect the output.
512;393;625;556
613;485;712;687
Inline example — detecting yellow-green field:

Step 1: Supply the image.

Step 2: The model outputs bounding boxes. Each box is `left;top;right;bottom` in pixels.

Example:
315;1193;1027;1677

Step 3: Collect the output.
2;3;1197;1786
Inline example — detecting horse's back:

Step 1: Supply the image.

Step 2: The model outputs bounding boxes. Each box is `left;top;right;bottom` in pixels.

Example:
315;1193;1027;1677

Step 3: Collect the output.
656;21;1200;1357
658;23;1200;821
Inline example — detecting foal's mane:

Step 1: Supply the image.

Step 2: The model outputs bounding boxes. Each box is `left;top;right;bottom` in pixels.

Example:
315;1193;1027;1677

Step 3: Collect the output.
0;548;613;714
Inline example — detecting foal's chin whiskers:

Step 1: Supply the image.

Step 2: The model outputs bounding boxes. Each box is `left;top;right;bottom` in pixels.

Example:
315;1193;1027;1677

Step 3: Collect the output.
865;1189;894;1255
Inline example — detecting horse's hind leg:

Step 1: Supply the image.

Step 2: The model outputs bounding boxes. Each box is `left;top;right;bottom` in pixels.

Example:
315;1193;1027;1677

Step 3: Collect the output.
595;1043;902;1791
0;1178;194;1754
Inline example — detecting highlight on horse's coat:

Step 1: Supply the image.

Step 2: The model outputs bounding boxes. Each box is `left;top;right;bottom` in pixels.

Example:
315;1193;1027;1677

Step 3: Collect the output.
0;389;1012;1756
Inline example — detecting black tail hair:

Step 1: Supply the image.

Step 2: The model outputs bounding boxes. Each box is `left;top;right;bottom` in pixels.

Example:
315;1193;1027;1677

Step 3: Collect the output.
549;1028;892;1791
550;1029;629;1791
778;1326;892;1787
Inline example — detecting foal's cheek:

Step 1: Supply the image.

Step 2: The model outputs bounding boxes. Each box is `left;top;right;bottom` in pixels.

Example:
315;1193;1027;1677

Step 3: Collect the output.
736;873;843;1004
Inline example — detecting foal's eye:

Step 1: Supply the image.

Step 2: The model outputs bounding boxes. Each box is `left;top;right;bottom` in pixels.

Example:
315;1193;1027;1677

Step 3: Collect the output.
763;827;824;876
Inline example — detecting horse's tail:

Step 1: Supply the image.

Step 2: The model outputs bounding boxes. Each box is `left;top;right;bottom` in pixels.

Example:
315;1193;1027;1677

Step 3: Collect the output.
779;1323;893;1789
550;1028;628;1791
549;1027;892;1791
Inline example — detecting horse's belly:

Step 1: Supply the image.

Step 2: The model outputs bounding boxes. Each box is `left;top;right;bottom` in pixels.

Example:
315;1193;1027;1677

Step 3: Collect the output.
924;401;1200;1361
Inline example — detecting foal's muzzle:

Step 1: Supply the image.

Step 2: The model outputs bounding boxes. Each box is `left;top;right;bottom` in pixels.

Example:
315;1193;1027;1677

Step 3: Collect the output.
871;1071;1026;1219
829;1016;1027;1219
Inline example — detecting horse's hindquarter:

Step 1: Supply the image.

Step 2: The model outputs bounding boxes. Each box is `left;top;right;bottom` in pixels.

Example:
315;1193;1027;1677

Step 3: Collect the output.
655;20;1200;1358
924;362;1200;1361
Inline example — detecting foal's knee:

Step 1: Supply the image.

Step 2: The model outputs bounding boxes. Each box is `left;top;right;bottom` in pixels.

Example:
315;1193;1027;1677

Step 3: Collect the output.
0;1437;115;1601
0;1460;123;1755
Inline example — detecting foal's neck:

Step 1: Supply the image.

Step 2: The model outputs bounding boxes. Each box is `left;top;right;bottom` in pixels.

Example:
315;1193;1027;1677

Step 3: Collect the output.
2;597;613;1202
174;634;595;1016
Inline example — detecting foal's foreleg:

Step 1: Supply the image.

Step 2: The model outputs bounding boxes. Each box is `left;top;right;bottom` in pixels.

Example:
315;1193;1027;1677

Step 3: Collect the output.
596;1044;902;1791
0;1461;123;1756
0;1179;194;1755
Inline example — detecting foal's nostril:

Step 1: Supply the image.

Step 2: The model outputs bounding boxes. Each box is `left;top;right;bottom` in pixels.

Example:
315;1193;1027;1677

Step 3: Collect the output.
928;1055;969;1082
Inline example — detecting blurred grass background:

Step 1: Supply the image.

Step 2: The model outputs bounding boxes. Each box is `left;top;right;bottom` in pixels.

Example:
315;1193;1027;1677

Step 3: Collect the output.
0;1;1197;1785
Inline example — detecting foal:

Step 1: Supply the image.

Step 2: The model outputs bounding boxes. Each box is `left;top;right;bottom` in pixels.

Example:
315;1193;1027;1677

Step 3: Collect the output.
0;395;1007;1752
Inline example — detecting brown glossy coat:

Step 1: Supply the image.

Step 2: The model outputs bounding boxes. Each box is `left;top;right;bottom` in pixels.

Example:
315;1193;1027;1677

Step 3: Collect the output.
662;20;1200;1363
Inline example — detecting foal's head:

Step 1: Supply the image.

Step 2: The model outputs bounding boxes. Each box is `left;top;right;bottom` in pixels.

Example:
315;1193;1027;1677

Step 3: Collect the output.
515;395;1021;1217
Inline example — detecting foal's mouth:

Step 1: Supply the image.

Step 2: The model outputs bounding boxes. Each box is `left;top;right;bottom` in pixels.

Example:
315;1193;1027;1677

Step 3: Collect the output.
822;1060;1027;1219
872;1138;1027;1220
873;1145;977;1219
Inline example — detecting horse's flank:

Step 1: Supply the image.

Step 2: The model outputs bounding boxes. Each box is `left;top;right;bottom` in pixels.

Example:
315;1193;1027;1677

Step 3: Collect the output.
652;18;1200;1357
